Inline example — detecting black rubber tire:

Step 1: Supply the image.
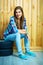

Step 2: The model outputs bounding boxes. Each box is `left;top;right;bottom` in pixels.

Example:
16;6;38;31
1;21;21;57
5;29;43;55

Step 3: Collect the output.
0;49;13;56
0;40;13;49
0;40;13;56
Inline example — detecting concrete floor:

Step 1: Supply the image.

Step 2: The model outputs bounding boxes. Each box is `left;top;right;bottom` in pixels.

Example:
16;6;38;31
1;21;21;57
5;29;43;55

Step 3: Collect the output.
0;51;43;65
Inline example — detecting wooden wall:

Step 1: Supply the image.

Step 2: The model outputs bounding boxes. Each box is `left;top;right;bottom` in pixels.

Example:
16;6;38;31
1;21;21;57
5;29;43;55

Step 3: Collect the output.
0;0;43;51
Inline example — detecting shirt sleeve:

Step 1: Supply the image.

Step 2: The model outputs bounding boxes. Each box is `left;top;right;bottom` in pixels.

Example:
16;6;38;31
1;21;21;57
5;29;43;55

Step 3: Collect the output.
23;18;27;29
10;17;18;33
23;18;28;33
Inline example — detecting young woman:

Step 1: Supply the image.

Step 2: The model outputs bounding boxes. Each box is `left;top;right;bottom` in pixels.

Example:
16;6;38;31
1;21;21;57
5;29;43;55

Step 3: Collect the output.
3;6;35;59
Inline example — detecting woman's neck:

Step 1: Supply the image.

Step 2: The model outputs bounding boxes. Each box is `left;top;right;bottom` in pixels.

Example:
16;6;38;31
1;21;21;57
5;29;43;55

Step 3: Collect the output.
17;18;20;21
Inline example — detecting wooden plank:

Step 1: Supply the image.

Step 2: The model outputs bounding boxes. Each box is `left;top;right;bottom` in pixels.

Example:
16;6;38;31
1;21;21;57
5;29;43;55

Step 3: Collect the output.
15;0;22;6
0;0;4;39
10;0;14;16
28;0;32;46
36;0;42;47
7;0;11;23
3;0;8;32
40;0;43;48
31;0;37;47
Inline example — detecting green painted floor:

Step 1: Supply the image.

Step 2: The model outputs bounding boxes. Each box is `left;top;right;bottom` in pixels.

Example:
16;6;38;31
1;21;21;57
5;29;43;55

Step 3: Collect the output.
0;51;43;65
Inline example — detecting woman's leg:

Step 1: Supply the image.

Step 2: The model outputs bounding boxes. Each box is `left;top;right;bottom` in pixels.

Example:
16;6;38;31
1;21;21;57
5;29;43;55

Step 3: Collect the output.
15;32;23;55
4;33;16;42
4;33;22;54
15;33;28;59
20;34;30;52
4;33;28;59
21;34;36;57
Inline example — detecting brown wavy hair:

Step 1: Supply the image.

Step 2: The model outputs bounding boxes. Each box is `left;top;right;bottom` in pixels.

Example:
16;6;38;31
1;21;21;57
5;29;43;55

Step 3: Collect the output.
14;6;24;29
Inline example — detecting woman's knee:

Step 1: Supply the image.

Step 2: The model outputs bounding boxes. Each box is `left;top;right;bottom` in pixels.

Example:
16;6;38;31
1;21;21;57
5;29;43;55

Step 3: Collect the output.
16;32;20;37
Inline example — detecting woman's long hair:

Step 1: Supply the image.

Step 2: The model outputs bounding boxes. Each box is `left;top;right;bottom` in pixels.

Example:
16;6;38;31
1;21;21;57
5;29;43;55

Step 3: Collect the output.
14;6;24;29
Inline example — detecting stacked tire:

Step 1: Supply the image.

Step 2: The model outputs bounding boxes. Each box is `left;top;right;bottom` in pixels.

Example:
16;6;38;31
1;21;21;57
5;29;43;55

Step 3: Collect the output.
0;40;13;56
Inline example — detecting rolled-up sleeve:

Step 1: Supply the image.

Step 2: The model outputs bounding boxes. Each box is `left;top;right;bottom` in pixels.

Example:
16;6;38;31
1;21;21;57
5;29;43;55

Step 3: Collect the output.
10;17;18;33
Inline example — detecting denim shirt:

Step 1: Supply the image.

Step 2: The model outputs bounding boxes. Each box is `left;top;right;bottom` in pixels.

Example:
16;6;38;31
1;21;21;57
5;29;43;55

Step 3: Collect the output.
3;16;27;38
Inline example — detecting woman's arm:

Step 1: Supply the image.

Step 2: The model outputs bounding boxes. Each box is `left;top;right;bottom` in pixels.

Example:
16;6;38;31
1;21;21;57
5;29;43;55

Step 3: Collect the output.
10;16;18;33
22;18;28;34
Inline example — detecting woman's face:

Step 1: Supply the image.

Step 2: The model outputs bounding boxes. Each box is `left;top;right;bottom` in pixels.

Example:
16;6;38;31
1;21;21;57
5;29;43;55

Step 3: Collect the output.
15;9;22;19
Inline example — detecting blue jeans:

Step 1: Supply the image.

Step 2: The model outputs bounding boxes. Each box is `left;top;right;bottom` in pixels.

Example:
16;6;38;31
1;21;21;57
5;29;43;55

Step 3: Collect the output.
4;32;30;55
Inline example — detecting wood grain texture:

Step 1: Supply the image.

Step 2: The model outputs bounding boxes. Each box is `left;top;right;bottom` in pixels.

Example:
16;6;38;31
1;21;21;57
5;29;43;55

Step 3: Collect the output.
0;0;43;50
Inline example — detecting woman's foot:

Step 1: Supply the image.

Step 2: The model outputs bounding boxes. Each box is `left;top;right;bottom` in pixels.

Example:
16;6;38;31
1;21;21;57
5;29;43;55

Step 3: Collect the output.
26;51;36;57
18;54;28;60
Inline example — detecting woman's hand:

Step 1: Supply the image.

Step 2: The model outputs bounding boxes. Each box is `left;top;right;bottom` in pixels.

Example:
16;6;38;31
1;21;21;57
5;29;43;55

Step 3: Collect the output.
18;29;30;40
18;29;26;34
